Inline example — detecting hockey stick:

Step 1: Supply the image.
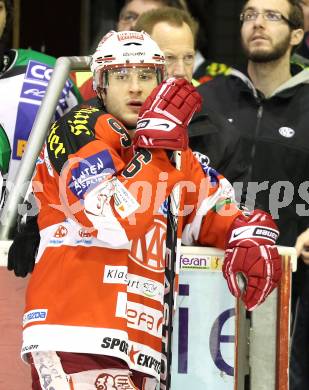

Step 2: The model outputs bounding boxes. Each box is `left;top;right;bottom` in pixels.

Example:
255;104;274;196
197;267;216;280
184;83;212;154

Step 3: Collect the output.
160;151;182;390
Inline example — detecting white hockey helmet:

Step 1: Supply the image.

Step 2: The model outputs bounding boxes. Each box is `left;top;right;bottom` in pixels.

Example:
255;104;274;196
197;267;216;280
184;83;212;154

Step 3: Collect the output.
90;30;166;91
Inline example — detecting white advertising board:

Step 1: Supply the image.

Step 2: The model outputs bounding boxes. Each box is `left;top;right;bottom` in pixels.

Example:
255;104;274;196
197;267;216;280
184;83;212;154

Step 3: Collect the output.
171;249;236;389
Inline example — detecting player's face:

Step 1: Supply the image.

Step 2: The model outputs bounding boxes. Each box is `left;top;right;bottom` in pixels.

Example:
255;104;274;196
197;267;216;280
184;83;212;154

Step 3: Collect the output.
151;21;195;82
117;0;162;31
102;67;159;129
240;0;303;63
0;1;7;40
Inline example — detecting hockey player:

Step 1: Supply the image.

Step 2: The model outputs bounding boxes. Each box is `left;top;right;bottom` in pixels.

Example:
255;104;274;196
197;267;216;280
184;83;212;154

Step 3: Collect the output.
22;30;281;389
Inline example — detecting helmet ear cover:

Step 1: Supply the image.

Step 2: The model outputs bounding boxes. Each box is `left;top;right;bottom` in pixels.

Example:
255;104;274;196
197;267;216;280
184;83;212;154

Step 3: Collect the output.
90;30;166;92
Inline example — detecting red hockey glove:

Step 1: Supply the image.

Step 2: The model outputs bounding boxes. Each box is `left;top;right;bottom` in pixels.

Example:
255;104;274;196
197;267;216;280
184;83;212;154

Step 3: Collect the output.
223;210;282;311
133;77;202;150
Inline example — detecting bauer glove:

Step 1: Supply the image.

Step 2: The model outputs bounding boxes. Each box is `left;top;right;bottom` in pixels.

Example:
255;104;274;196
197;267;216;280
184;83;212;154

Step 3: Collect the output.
133;77;202;150
223;209;282;311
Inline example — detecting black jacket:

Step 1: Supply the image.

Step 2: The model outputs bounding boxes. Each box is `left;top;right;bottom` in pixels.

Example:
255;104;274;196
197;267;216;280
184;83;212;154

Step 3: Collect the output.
188;103;248;184
195;66;309;245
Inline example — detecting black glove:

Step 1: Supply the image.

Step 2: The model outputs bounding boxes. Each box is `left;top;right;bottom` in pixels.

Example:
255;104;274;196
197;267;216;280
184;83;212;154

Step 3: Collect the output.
7;216;40;277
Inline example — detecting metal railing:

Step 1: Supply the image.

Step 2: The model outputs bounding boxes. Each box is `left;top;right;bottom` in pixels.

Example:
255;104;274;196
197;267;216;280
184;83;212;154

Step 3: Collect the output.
0;56;91;240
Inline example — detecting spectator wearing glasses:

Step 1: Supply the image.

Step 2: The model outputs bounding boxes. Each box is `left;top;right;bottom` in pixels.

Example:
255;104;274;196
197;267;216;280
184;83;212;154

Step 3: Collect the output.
195;1;309;387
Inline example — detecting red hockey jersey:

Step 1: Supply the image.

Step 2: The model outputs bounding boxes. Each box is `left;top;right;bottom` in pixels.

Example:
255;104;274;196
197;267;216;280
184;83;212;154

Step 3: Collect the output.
22;102;241;381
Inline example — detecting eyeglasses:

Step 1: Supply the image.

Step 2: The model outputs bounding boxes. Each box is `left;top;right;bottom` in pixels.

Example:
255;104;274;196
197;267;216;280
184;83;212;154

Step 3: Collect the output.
240;9;296;28
164;53;195;66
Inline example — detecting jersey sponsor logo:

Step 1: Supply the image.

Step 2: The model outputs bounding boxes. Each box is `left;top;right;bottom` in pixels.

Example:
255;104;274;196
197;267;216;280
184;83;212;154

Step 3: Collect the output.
67;107;99;136
101;337;129;355
104;265;128;284
193;151;218;186
13;60;74;160
128;346;140;365
113;178;140;218
129;219;166;272
278;126;295;138
126;301;163;338
75;227;93;245
21;344;39;353
104;266;164;301
94;373;114;390
23;87;46;98
53;225;68;238
23;309;48;326
141;279;162;299
69;150;115;199
94;373;138;390
26;62;53;82
14;139;27;159
136;353;161;374
23;60;73;110
47;122;66;159
78;228;92;238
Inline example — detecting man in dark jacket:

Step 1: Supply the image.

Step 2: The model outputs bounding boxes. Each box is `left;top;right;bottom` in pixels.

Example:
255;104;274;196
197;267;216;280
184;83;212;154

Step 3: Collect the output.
194;0;308;388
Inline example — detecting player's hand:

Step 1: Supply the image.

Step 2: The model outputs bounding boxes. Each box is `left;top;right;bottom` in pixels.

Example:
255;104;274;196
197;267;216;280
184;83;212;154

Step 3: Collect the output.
133;77;202;150
7;216;40;277
222;210;282;311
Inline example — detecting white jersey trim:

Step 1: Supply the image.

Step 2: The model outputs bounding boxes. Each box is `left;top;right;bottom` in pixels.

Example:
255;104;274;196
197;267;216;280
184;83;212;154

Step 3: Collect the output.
22;324;161;380
36;219;131;263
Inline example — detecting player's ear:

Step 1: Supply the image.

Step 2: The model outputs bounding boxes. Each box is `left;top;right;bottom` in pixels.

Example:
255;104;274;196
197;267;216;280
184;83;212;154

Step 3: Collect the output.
291;28;304;47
